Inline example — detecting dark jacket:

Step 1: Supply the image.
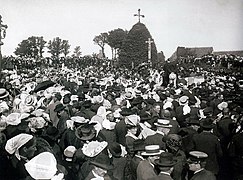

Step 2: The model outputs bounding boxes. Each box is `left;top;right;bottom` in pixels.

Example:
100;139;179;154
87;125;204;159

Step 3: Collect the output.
192;131;223;174
190;169;216;180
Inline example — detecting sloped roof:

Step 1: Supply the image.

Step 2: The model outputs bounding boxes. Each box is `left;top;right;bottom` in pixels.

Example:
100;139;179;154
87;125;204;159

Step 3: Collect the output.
176;46;214;58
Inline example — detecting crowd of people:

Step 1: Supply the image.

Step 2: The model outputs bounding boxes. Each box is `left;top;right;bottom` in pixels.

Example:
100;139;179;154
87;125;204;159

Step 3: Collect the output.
0;55;242;180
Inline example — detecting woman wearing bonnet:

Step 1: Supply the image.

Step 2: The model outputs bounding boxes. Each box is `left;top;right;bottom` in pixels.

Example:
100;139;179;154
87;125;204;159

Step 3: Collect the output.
5;133;37;180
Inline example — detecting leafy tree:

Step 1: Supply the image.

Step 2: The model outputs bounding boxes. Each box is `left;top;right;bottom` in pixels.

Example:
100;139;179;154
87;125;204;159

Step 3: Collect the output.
14;36;46;58
93;32;108;58
47;37;63;58
36;36;46;57
61;40;71;57
107;28;128;59
119;23;158;69
72;46;82;58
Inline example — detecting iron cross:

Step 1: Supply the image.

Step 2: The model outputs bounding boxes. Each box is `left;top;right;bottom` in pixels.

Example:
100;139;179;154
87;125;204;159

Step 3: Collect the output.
134;9;145;23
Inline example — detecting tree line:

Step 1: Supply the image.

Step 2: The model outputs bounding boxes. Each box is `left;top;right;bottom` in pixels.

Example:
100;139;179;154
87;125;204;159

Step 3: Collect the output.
14;23;165;69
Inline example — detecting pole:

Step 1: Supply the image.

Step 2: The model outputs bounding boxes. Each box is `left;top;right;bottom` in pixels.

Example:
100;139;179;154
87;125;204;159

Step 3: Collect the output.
0;15;8;79
146;38;153;65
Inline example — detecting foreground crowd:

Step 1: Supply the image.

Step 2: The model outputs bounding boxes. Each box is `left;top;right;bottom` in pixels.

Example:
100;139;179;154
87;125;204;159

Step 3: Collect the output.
0;61;242;180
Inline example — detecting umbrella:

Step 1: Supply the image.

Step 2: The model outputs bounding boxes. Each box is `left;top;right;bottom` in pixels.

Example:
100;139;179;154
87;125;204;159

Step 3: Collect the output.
33;80;55;93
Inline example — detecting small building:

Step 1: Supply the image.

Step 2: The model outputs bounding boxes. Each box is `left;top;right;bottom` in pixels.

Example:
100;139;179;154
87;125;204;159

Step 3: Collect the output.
170;46;214;62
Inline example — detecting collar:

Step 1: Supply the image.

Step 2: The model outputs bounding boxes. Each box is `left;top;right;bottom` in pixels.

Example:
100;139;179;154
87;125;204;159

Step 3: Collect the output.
126;132;138;139
92;170;104;179
149;161;155;168
194;168;204;174
159;171;171;176
156;130;165;136
135;154;144;160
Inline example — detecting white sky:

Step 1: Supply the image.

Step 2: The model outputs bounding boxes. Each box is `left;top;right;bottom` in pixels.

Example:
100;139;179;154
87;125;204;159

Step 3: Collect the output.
1;0;243;59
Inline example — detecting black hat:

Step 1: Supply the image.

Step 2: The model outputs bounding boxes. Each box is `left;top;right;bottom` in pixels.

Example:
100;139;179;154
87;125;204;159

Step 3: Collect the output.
154;152;177;167
199;118;215;130
82;100;92;108
188;95;197;105
42;126;60;142
186;116;200;125
132;139;145;152
203;107;213;116
54;103;65;112
75;123;96;141
144;98;156;105
90;154;114;170
131;97;143;106
120;108;134;116
139;112;151;122
108;142;122;158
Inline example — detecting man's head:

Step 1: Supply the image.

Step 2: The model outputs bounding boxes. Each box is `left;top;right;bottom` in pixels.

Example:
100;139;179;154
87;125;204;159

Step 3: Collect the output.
187;151;208;172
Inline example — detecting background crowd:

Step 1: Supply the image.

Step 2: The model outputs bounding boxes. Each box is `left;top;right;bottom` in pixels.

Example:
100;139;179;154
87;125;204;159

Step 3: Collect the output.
0;54;242;180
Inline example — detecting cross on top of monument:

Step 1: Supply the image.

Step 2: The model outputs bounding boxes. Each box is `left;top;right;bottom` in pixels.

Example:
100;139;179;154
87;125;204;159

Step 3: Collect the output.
134;9;145;23
146;38;153;45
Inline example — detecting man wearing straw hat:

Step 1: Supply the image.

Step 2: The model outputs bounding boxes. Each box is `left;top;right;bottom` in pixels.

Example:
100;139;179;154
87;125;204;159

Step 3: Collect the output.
137;144;164;180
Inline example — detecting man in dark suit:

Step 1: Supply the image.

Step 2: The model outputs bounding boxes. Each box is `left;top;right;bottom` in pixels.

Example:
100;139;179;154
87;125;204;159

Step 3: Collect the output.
114;108;133;146
145;119;171;150
137;145;164;180
187;151;216;180
148;152;177;180
192;118;223;175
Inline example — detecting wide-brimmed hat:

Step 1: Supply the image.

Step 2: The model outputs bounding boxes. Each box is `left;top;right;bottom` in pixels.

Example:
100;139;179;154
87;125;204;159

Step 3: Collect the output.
217;102;228;111
199;118;215;130
82;140;108;157
5;113;21;126
25;95;38;106
155;152;177;167
90;154;114;170
75;123;96;141
71;116;89;124
125;115;140;128
179;96;189;106
24;152;57;179
154;119;172;128
141;145;164;156
108;142;122;158
0;88;9;99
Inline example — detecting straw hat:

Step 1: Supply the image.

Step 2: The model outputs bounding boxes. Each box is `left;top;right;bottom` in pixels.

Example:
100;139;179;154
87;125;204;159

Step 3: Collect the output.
141;145;164;156
154;119;172;128
0;88;9;99
179;96;189;106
